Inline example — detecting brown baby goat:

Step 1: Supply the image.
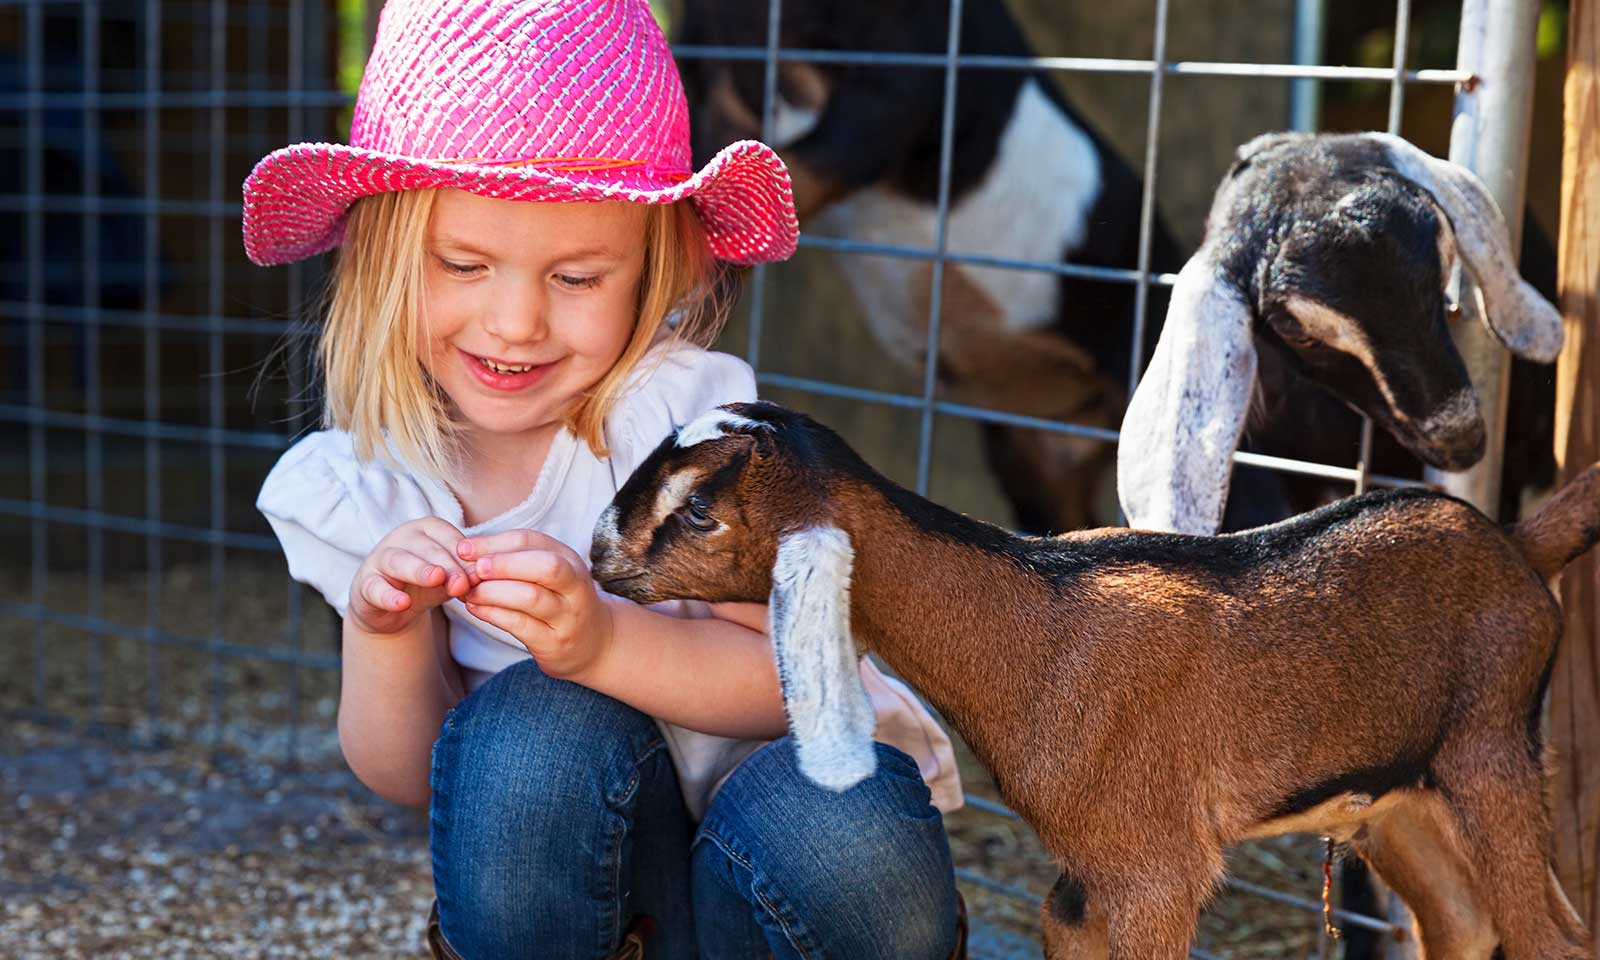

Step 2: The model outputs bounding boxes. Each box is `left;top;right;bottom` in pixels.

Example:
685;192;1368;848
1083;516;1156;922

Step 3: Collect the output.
590;401;1597;959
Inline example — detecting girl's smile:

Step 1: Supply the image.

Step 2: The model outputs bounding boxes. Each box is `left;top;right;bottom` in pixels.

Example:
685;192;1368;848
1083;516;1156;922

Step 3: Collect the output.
460;347;560;392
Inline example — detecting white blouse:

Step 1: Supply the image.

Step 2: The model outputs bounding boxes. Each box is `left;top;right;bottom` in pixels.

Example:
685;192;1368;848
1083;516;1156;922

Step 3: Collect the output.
256;344;963;819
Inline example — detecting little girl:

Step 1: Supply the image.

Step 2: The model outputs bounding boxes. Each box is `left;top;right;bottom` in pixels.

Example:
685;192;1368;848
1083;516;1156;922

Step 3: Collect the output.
244;1;965;957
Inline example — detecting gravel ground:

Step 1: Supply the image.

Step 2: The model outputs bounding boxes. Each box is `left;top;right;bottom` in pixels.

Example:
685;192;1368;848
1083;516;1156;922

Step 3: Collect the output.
2;718;432;959
4;566;1357;958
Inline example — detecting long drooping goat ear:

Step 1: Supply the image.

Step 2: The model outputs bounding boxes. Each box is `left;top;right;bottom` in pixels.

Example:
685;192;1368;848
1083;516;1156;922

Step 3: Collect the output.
1118;254;1258;535
770;526;877;791
1374;132;1564;363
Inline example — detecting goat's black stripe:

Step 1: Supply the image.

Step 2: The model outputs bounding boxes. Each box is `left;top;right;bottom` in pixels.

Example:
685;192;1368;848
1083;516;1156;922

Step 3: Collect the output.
1266;735;1440;823
737;401;1484;590
870;462;1461;589
697;446;752;502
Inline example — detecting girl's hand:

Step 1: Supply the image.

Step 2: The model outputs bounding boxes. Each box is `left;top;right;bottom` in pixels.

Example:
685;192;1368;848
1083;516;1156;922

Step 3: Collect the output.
457;531;614;683
348;517;476;636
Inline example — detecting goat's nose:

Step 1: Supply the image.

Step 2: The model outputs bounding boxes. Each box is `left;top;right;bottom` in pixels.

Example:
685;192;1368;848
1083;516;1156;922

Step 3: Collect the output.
1416;389;1486;470
1428;420;1487;471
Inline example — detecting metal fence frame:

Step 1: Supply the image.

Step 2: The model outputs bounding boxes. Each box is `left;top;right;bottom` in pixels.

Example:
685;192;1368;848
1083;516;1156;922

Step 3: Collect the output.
3;0;1547;952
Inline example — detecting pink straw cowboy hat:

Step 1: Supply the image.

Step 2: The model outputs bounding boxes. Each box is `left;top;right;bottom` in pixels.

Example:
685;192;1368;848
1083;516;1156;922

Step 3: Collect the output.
241;0;798;267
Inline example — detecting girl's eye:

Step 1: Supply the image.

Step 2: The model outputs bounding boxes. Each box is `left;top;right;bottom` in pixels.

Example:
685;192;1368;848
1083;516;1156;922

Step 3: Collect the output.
439;258;482;276
681;496;716;532
556;274;601;290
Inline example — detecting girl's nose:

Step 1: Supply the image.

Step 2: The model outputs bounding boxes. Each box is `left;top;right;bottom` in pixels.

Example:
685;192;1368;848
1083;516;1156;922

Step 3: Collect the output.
482;280;549;345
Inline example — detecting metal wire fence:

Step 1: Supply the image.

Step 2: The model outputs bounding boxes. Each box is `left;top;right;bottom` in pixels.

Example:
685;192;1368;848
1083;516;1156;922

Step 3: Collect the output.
1;0;1547;953
3;0;340;762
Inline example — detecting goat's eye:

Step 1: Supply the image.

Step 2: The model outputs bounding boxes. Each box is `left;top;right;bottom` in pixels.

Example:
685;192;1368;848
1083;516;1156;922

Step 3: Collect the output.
1283;331;1321;350
681;496;717;532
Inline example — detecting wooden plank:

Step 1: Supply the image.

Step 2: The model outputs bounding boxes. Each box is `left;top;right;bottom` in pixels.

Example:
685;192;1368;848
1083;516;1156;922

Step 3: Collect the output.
1551;0;1600;942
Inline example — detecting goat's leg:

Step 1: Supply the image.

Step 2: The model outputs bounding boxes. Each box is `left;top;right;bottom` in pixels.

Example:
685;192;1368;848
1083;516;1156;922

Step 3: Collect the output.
1098;874;1214;960
1348;790;1497;959
1040;873;1109;959
1432;739;1591;958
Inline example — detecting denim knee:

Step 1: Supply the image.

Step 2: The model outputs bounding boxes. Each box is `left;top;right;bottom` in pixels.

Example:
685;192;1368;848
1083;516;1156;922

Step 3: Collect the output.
429;659;669;959
693;738;959;960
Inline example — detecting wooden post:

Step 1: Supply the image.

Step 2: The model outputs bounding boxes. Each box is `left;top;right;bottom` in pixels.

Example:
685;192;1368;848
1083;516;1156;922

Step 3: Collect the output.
1552;0;1600;942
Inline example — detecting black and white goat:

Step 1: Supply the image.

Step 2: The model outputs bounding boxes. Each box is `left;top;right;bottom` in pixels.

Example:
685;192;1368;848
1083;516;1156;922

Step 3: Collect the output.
592;400;1594;959
1118;131;1564;535
677;0;1178;534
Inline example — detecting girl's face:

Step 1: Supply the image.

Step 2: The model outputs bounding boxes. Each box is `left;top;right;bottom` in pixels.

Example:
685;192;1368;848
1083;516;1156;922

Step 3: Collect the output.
420;189;649;446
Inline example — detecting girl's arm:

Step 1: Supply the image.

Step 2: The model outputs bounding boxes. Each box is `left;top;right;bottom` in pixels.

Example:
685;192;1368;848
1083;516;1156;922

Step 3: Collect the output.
337;516;476;807
577;598;786;739
338;607;465;807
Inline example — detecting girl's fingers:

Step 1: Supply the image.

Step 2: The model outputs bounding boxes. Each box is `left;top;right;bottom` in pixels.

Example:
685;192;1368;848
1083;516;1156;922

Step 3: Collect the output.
464;599;554;642
393;518;473;593
379;546;447;588
463;579;562;622
415;516;469;547
457;529;570;562
361;572;411;612
473;549;579;593
415;537;477;596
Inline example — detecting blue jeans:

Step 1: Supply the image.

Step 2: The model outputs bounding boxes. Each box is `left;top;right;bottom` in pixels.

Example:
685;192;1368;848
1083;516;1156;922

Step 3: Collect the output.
429;659;959;959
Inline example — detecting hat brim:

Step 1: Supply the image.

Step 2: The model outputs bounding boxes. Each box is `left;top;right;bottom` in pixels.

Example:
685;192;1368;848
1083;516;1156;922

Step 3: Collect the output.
241;139;798;267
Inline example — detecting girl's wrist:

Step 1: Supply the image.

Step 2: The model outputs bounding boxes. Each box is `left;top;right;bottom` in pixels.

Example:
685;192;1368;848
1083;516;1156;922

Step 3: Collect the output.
345;590;426;638
565;595;627;688
344;605;432;647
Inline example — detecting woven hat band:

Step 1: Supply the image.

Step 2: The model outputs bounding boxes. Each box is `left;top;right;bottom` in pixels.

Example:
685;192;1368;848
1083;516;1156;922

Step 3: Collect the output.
438;156;692;181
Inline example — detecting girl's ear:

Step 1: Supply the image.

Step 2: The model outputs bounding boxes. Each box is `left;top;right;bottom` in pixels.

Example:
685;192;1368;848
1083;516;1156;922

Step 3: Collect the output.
769;526;876;792
1118;254;1258;535
1374;133;1564;363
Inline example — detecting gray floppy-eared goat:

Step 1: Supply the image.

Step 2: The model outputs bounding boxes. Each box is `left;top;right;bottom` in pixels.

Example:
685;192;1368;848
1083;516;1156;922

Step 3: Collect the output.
1118;131;1564;536
592;401;1595;959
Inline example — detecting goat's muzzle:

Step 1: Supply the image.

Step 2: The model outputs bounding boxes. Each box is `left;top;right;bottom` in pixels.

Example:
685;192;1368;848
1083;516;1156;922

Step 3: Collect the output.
1396;390;1487;472
1416;423;1487;472
595;571;651;599
589;543;655;602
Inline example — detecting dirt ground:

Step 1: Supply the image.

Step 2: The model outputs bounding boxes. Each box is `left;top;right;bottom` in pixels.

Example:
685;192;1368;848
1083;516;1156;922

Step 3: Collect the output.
3;565;1361;958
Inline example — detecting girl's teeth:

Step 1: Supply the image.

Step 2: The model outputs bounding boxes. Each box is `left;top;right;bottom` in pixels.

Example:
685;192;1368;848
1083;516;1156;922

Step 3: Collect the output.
479;357;534;374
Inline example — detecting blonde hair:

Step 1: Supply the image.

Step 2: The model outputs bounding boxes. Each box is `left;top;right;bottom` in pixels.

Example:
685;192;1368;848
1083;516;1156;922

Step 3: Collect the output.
316;189;725;484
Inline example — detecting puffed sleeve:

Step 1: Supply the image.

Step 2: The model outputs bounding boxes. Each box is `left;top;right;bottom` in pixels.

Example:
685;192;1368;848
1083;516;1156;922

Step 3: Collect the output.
255;430;381;618
607;345;758;480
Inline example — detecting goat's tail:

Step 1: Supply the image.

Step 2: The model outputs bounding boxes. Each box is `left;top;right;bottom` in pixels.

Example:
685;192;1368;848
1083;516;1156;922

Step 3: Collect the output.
1511;462;1600;579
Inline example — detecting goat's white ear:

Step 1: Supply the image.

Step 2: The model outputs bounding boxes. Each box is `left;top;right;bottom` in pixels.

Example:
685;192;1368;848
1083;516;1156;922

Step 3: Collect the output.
770;526;877;792
1374;132;1563;363
1118;254;1257;535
